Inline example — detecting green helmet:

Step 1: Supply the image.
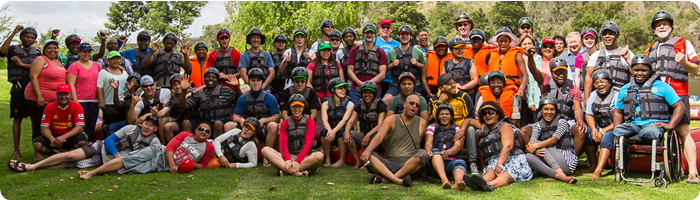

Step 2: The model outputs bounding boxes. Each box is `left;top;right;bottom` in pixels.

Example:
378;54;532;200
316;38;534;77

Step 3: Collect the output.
328;77;349;93
291;67;308;80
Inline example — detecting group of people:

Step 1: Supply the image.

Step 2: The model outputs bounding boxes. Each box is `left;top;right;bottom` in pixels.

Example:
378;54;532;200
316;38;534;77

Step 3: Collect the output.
4;9;700;191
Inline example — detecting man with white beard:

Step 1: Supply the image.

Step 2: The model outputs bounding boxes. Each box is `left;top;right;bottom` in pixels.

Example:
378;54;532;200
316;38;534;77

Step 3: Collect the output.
644;10;700;184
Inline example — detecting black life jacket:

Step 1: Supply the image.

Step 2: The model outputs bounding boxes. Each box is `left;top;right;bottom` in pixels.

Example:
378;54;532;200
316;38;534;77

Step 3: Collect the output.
7;45;40;83
221;134;252;163
579;51;592;92
478;119;523;161
214;47;238;75
649;36;688;82
114;126;158;152
327;96;350;128
623;75;672;121
543;78;575;120
133;48;148;74
283;86;313;115
353;45;380;76
196;85;234;122
340;46;352;79
139;88;162;117
244;90;271;120
359;99;381;133
433;123;457;151
287;115;309;154
151;49;182;80
245;49;270;77
311;63;340;91
270;51;286;90
591;87;619;128
537;115;575;153
392;46;422;83
594;46;629;88
290;48;311;71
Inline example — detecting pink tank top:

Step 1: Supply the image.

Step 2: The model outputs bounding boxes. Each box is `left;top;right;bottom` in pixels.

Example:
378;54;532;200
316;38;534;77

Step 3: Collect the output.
25;56;67;104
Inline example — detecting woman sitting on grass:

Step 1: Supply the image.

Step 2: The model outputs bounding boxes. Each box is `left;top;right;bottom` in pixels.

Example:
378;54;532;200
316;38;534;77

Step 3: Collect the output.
424;104;467;190
320;77;354;167
78;122;215;179
459;102;532;191
212;117;261;169
261;94;324;177
345;81;386;169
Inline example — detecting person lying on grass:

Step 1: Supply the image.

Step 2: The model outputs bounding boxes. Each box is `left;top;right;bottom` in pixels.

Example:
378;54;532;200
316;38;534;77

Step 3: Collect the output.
78;122;215;179
424;104;467;190
261;94;324;177
8;116;160;172
212;117;260;168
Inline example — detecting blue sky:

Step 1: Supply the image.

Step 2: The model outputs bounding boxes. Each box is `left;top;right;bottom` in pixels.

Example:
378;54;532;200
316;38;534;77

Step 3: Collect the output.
1;1;227;41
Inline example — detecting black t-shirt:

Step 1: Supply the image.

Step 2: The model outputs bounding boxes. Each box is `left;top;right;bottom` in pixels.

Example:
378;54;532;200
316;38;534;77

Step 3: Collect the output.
353;100;387;116
279;86;322;114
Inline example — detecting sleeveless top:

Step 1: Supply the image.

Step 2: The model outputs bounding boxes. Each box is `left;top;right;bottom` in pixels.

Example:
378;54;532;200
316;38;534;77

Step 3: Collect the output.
25;56;67;104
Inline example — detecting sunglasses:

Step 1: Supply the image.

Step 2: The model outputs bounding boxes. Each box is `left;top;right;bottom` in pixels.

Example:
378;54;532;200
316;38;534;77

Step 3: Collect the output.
141;84;155;88
330;38;341;42
380;26;392;30
294;79;307;84
542;45;555;49
219;36;230;40
197;127;211;134
324;25;334;29
481;109;497;116
407;101;418;107
552;70;567;76
457;23;469;28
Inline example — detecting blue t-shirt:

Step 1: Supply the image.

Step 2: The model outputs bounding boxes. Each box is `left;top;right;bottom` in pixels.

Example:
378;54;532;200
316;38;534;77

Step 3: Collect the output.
362;37;399;82
585;90;618;115
117;40;151;65
238;50;275;69
233;90;280;116
614;80;680;126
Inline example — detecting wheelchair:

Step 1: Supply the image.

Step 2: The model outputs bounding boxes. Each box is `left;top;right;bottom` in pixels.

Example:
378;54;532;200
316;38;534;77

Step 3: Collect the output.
613;129;683;187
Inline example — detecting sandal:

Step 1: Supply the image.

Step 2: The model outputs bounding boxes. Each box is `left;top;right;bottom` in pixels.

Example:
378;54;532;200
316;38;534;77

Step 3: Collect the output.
277;169;285;177
9;160;26;172
463;174;480;191
11;151;20;159
567;177;578;184
300;170;311;177
402;175;413;187
370;174;383;184
687;174;700;184
470;175;493;192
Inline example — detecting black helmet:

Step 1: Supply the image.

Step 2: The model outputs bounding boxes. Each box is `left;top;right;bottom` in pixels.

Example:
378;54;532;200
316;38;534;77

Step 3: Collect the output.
293;28;308;37
320;19;335;30
329;30;342;38
128;73;142;84
488;70;506;83
600;21;619;36
65;34;81;45
479;72;490;86
288;93;307;107
362;23;378;34
398;25;413;35
496;27;513;35
651;10;674;29
273;33;287;42
433;36;448;47
591;69;612;83
549;57;568;72
631;54;652;68
19;27;37;37
243;117;261;133
448;37;466;49
247;68;265;80
328;77;349;93
204;67;220;79
539;96;558;110
342;27;356;38
469;29;485;40
163;32;178;43
518;17;534;27
137;31;151;41
216;28;230;38
246;28;266;45
170;73;183;81
194;41;208;50
455;12;471;22
290;67;308;80
143;115;159;125
436;103;455;119
360;81;378;93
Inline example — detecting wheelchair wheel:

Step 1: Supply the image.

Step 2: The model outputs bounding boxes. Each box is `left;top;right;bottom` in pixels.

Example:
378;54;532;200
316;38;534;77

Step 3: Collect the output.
654;177;667;188
663;130;683;183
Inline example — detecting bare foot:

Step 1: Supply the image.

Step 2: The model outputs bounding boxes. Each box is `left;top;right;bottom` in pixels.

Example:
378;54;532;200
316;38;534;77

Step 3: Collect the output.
331;161;345;168
12;151;21;159
352;164;361;169
544;178;556;181
590;169;602;180
442;182;452;189
78;171;92;179
324;162;332;167
453;181;466;190
359;165;367;171
580;165;597;173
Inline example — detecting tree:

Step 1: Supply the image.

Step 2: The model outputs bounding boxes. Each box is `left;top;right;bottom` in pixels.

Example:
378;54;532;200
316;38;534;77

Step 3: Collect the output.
377;1;428;44
104;1;147;37
424;1;460;39
140;1;207;40
490;1;527;34
199;23;228;50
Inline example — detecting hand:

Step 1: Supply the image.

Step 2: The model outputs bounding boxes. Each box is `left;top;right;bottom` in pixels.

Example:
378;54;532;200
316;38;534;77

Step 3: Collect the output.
343;132;351;144
131;93;141;105
675;49;688;65
410;58;418;66
218;156;230;167
13;25;23;34
284;160;293;171
118;35;128;44
360;151;371;164
169;165;179;173
303;53;311;59
10;56;23;66
361;135;371;148
127;78;138;91
98;102;106;109
525;46;536;55
453;129;465;141
590;128;599;142
51;136;64;148
576;121;587;133
651;122;674;131
290;161;300;173
325;130;336;142
51;29;60;39
283;56;291;62
529;105;536;111
516;90;524;97
620;45;630;60
391;60;399;68
151;40;161;51
225;74;240;86
36;96;45;107
109;78;119;89
535;149;546;157
438;93;449;103
114;154;122;158
150;105;159;116
135;117;145;125
440;150;449;159
495;164;505;174
181;74;191;90
526;143;539;154
97;31;107;41
180;41;190;53
426;150;433;157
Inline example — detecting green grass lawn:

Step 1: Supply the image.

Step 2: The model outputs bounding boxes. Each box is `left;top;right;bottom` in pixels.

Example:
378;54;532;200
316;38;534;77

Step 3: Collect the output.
0;69;699;199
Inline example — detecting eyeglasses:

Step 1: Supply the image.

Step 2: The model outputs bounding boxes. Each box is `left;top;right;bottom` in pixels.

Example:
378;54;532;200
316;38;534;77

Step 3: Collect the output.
324;25;334;29
481;109;497;116
594;79;609;87
457;23;469;28
330;38;341;42
197;127;211;134
380;26;392;30
141;84;155;88
542;45;555;49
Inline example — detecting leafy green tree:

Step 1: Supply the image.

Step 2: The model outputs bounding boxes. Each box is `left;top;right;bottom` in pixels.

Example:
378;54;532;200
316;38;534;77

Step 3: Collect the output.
104;1;146;37
424;1;459;39
200;23;228;50
490;1;527;34
140;1;207;40
371;1;427;44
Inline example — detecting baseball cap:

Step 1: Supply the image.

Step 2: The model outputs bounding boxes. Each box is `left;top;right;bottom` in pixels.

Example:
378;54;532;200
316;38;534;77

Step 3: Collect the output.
140;75;154;85
398;72;416;83
542;38;555;46
57;84;72;93
107;51;121;59
437;73;456;86
178;157;194;173
318;43;331;51
380;19;392;26
78;43;93;51
582;30;597;39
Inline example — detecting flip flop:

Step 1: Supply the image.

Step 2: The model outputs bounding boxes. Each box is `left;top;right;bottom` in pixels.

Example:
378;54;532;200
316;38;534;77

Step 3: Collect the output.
7;160;13;171
9;160;26;172
568;177;578;184
470;175;493;192
463;174;480;191
11;151;20;159
402;175;413;187
370;174;383;184
300;170;311;177
263;162;272;168
277;169;284;177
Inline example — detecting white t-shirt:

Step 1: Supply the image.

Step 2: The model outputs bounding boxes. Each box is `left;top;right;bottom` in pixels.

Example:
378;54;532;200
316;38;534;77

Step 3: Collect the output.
586;48;635;68
134;88;171;112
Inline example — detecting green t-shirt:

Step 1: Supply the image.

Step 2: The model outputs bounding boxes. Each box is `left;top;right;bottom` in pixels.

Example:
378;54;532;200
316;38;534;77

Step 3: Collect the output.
387;94;429;113
57;52;97;66
387;46;426;84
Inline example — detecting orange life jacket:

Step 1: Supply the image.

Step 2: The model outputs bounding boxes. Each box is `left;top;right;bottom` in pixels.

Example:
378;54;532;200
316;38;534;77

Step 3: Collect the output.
487;47;522;86
465;44;495;77
479;85;517;118
189;53;210;88
425;51;454;86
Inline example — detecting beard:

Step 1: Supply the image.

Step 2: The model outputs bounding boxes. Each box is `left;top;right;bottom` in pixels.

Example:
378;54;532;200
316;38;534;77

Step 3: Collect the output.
655;29;671;39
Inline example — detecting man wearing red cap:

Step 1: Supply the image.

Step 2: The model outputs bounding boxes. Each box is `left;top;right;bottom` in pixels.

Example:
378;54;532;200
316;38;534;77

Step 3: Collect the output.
33;84;88;157
206;28;242;78
375;19;401;97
